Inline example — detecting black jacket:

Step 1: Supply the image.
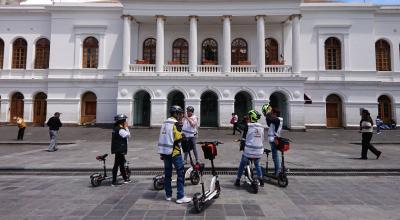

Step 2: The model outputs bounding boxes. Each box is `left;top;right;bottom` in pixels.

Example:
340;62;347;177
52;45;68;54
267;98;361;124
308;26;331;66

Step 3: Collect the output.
111;127;128;154
47;117;62;130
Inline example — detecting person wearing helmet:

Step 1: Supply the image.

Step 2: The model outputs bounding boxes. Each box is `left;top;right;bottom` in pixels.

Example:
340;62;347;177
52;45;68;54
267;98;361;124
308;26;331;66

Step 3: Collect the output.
235;109;264;187
111;114;131;186
182;106;199;164
266;108;283;176
158;105;192;204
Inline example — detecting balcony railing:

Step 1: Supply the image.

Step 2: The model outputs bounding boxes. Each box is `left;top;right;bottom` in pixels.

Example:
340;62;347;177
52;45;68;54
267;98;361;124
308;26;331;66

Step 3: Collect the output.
197;65;222;73
129;64;156;72
265;65;292;73
164;64;189;73
231;65;257;73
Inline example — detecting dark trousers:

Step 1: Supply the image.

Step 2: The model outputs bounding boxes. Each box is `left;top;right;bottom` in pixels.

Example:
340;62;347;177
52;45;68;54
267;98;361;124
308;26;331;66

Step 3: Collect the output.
361;132;380;159
233;123;241;134
112;153;127;182
17;127;25;140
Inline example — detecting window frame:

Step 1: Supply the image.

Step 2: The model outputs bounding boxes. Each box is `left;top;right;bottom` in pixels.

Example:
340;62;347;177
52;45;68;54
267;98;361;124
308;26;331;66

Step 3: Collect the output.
12;38;28;69
172;38;189;65
231;38;248;65
82;36;99;69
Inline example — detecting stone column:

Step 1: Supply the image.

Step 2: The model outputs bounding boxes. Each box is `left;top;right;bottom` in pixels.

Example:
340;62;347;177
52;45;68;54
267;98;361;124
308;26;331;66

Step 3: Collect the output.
151;98;167;127
219;99;234;127
23;99;32;122
26;41;33;70
189;16;198;73
0;98;9;123
116;99;133;126
222;15;231;74
256;15;266;74
156;15;165;73
291;14;301;75
122;15;132;73
3;40;11;69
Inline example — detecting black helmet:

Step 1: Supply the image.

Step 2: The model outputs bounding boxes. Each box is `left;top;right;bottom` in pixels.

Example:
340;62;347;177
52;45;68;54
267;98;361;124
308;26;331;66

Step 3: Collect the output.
114;114;128;122
169;105;184;115
186;106;194;113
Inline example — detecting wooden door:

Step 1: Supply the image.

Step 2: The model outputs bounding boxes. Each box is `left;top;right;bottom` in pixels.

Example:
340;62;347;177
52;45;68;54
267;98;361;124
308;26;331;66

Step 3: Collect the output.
378;96;392;123
326;95;342;128
33;93;47;126
81;92;97;124
10;93;24;123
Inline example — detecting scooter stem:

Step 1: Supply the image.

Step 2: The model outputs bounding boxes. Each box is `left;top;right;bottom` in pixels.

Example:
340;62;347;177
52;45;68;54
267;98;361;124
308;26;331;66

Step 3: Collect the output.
103;160;107;177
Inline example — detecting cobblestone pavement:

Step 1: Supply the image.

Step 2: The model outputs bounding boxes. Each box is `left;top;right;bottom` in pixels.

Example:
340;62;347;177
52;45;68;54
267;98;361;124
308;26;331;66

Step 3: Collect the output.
0;175;399;220
0;126;399;170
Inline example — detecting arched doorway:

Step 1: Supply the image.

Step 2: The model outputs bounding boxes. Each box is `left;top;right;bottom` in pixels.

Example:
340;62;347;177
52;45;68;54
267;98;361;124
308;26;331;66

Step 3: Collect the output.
33;92;47;126
167;90;185;114
133;91;151;127
326;94;343;128
378;95;392;123
234;91;253;121
10;92;24;122
201;91;218;127
81;92;97;124
269;92;289;128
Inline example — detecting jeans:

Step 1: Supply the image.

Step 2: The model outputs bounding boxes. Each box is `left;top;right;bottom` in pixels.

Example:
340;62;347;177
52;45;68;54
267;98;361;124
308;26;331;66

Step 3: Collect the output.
183;137;199;162
112;153;127;183
236;154;262;179
269;141;280;176
48;130;58;151
162;154;185;199
17;127;25;140
361;132;380;159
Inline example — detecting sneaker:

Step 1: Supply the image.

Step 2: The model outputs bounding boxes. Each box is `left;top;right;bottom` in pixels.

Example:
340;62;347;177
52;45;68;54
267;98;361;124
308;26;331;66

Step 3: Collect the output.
234;179;240;187
165;196;172;201
377;132;381;134
176;196;192;204
111;182;122;187
124;179;132;184
259;179;264;187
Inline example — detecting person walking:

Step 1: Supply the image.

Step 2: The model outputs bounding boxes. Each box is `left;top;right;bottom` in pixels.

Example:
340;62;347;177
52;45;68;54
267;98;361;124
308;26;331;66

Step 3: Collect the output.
111;114;131;186
46;112;62;152
360;109;382;160
158;105;192;204
265;108;283;176
182;106;199;164
15;116;26;141
231;113;241;135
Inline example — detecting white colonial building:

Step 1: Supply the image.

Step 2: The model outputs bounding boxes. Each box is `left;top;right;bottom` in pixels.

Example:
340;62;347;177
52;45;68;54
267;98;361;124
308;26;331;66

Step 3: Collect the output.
0;0;399;129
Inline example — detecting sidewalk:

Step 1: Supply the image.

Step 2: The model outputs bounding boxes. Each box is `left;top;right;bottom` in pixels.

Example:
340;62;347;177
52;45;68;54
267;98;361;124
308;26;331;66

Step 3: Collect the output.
0;126;399;171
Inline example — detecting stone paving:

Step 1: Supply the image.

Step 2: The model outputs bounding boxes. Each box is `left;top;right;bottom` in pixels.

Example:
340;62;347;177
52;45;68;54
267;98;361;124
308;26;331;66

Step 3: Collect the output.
0;175;399;220
0;126;399;170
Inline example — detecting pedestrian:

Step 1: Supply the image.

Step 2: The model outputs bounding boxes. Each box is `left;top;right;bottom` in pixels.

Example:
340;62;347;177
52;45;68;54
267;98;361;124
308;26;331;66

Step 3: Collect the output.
235;110;264;187
359;109;382;160
182;106;199;164
46;112;62;152
231;113;241;135
111;114;131;186
375;115;389;134
265;108;283;176
158;105;192;204
15;116;26;141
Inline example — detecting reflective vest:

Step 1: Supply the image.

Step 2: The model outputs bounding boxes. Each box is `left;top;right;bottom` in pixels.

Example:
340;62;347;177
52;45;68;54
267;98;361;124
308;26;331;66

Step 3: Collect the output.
268;117;283;142
158;117;177;155
182;115;197;137
244;122;264;158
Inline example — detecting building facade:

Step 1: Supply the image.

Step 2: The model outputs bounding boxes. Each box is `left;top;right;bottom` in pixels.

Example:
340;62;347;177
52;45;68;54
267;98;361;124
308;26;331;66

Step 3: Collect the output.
0;0;399;129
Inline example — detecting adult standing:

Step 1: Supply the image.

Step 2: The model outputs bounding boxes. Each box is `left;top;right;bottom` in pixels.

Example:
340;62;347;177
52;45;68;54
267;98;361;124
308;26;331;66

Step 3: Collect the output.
158;105;192;204
231;113;241;135
47;112;62;152
15;116;26;140
182;106;199;164
111;114;131;186
265;108;283;176
360;109;382;159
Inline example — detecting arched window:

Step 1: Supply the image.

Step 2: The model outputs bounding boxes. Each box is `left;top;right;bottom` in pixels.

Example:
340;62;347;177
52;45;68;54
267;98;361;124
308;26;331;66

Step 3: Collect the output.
172;38;189;64
325;37;342;70
12;38;27;69
231;38;248;65
143;38;156;64
82;37;98;68
201;38;218;64
0;38;4;69
265;38;279;65
375;39;391;71
34;38;50;69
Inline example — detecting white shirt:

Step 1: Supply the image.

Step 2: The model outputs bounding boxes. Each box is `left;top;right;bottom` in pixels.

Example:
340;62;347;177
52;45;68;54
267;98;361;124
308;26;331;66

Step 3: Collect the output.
182;115;198;137
119;128;131;138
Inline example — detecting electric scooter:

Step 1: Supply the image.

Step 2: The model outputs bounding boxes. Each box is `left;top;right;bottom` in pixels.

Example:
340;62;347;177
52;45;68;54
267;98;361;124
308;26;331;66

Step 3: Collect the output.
153;145;200;190
263;136;290;187
90;153;131;187
241;159;260;194
192;141;223;213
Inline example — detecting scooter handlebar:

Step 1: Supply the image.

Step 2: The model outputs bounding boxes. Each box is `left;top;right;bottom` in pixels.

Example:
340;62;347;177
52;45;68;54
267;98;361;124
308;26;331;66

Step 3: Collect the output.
196;141;224;145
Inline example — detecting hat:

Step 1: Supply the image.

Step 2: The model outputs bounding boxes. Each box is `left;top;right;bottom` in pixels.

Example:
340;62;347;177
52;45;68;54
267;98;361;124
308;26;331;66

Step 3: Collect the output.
54;112;61;116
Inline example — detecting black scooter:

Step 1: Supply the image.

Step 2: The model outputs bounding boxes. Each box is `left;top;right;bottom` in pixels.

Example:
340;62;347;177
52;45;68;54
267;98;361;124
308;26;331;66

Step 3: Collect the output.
90;153;131;187
192;141;223;213
263;137;290;187
242;159;260;193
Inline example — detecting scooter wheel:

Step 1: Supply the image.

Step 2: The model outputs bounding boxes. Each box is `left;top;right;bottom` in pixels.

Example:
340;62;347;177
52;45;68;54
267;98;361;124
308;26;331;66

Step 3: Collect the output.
190;171;200;185
277;174;289;187
251;180;259;194
214;180;221;199
153;178;164;190
193;192;203;213
90;175;102;187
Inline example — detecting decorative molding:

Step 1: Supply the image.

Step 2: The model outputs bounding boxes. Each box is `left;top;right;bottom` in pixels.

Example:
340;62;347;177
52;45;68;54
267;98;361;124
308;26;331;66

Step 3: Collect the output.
74;25;107;35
